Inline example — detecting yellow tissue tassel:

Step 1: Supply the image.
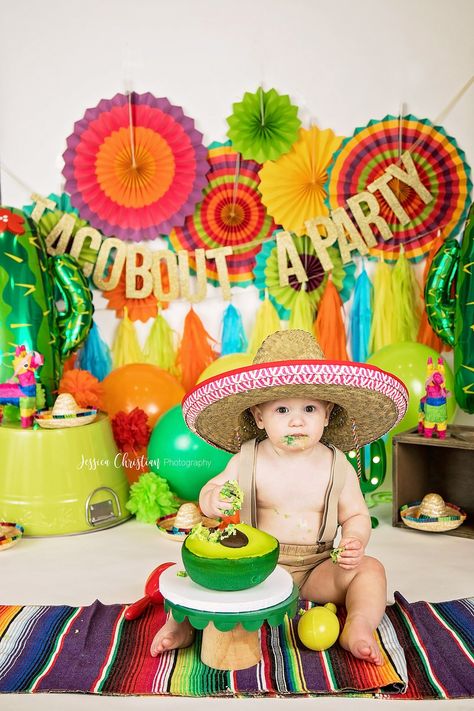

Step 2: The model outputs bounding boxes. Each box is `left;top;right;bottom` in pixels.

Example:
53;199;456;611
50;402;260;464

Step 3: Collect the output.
112;307;144;367
247;297;281;356
417;233;449;351
288;289;315;333
144;311;179;377
369;259;394;353
314;278;349;359
177;307;217;392
391;247;421;343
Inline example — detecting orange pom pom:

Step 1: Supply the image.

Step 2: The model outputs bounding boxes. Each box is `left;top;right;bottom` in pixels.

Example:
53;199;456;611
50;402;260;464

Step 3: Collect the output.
314;278;349;360
177;308;217;392
59;369;104;410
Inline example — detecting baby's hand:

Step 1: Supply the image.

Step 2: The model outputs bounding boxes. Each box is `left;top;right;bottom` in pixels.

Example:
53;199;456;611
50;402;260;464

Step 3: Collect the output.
336;537;364;570
205;487;234;519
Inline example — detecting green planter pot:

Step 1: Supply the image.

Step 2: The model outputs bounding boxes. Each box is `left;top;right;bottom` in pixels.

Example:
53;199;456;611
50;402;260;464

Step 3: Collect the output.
0;414;130;536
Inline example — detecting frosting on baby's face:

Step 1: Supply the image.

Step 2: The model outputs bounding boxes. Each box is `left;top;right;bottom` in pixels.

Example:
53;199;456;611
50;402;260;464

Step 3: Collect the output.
251;397;333;453
280;433;310;449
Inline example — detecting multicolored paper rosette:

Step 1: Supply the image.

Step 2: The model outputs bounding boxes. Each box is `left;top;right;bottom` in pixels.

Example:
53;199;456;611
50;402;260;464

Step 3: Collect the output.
253;233;355;319
167;141;276;286
23;193;100;272
259;126;344;235
325;115;472;262
62;92;209;242
226;87;301;163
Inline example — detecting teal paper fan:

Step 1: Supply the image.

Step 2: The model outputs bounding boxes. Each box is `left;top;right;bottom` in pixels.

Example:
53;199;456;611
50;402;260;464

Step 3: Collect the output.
227;87;301;163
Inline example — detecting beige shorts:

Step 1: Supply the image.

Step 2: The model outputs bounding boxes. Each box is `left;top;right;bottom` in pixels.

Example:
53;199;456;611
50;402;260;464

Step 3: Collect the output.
278;542;333;590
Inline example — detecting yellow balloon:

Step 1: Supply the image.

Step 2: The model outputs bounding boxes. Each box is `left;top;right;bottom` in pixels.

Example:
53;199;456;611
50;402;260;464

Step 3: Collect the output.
197;353;253;383
297;604;340;651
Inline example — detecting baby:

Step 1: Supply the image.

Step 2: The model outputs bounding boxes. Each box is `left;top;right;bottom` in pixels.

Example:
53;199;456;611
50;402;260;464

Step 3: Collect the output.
150;329;407;666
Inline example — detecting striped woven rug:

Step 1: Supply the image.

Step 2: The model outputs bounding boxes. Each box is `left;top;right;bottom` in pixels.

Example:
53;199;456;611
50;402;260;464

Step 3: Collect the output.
0;592;472;699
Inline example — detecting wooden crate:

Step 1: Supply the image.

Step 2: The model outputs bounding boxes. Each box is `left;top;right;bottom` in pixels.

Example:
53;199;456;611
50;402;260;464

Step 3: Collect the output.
392;425;474;539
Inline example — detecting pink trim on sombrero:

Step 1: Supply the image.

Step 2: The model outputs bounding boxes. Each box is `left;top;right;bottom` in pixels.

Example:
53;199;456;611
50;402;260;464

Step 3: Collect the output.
183;359;409;431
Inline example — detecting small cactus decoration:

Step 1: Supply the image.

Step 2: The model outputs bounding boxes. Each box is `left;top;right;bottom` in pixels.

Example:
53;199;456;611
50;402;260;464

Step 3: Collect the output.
426;204;474;413
346;438;387;528
0;207;93;406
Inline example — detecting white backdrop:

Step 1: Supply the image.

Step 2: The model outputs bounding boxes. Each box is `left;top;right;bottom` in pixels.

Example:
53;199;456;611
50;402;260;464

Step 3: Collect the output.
1;0;473;425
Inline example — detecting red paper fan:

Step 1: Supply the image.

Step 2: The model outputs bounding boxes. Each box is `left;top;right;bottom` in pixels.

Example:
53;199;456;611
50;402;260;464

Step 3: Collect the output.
63;92;209;242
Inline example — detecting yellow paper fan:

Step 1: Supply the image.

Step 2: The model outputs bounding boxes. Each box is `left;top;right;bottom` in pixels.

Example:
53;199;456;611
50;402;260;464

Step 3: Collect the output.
259;126;344;235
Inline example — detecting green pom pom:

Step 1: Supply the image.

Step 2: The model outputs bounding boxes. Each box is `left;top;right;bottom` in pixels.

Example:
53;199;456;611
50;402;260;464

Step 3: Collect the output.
36;384;46;411
126;472;179;524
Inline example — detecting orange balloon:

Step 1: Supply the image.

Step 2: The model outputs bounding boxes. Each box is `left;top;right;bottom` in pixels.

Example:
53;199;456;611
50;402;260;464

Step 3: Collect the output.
102;364;185;428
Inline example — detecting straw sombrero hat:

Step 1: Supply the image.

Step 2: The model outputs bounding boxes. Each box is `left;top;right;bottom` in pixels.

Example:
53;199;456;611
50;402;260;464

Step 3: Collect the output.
0;522;24;550
400;493;466;533
156;503;219;541
183;330;409;453
35;393;98;429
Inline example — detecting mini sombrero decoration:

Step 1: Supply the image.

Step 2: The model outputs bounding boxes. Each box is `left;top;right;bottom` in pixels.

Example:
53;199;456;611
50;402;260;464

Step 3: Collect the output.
35;393;98;429
0;522;24;550
183;329;409;453
400;493;466;533
156;503;219;541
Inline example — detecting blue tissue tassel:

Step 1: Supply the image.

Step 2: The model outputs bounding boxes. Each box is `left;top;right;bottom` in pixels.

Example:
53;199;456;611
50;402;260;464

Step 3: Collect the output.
350;266;373;362
77;321;112;380
221;304;248;355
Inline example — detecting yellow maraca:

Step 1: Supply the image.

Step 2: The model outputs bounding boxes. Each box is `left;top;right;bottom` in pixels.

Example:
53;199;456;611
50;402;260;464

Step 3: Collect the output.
297;603;340;651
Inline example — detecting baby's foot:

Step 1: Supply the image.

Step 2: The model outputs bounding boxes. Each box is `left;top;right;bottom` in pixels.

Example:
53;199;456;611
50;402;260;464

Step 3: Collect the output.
150;616;195;657
339;615;383;665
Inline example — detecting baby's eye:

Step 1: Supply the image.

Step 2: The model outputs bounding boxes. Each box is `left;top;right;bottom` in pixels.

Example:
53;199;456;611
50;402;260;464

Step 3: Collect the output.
304;405;316;413
276;406;289;414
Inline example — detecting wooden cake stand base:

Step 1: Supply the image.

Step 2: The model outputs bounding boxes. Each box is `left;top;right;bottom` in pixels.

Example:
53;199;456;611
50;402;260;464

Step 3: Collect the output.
159;564;298;671
201;622;261;670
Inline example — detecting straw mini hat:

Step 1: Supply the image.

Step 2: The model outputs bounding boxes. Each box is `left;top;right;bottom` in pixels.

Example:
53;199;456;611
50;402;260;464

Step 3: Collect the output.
156;503;219;541
0;522;24;551
183;329;408;453
35;393;98;429
400;493;466;533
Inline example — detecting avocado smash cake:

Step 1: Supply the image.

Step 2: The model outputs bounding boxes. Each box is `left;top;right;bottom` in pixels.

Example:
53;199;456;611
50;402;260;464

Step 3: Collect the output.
182;480;279;591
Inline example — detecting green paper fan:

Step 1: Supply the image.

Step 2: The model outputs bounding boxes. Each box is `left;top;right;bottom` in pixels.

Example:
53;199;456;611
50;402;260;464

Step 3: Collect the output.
227;87;301;163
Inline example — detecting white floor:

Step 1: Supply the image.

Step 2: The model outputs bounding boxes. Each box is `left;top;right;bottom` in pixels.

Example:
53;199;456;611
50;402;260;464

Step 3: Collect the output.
1;502;473;710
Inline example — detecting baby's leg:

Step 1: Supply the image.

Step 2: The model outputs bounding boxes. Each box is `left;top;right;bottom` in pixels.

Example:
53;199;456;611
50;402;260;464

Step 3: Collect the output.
150;614;195;656
301;556;386;665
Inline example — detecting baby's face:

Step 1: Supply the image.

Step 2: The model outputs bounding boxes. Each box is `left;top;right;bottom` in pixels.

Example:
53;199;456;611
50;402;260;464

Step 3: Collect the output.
251;397;333;452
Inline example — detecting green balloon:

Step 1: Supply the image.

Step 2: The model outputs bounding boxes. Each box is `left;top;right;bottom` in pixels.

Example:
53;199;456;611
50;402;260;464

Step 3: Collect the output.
425;206;474;413
147;405;232;501
367;342;456;453
425;238;459;347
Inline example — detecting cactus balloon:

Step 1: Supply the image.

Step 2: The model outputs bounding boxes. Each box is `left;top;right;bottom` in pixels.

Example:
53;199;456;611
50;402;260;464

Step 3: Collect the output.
0;207;93;406
346;438;387;528
426;205;474;413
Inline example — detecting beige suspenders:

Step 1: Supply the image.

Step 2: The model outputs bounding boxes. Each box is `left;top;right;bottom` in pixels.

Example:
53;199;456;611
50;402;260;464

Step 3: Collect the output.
237;438;346;542
317;446;346;544
238;438;258;527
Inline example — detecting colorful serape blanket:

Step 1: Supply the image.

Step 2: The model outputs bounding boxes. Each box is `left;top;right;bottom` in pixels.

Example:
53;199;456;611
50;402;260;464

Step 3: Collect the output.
0;592;473;699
